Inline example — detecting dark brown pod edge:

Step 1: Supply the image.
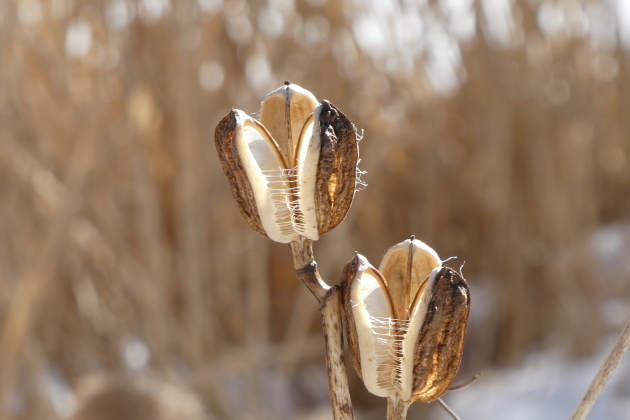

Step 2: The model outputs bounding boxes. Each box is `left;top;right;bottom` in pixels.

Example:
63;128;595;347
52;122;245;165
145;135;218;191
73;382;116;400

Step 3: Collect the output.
340;254;363;380
214;110;268;238
315;100;359;234
411;267;470;403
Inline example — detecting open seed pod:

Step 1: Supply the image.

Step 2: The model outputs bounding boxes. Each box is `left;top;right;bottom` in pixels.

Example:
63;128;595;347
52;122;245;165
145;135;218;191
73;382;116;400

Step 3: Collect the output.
215;83;359;243
341;238;470;406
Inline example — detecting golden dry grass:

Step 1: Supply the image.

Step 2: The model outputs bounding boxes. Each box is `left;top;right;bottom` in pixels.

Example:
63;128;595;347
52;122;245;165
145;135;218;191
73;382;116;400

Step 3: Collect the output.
0;0;629;419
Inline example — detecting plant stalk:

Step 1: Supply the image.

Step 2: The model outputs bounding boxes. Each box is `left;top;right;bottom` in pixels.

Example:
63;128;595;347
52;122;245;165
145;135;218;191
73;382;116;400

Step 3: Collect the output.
291;239;355;420
320;286;355;420
569;317;630;420
290;239;329;303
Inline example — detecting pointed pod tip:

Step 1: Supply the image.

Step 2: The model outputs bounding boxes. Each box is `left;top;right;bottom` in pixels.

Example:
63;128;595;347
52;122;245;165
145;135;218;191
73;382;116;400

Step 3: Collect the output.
352;253;372;269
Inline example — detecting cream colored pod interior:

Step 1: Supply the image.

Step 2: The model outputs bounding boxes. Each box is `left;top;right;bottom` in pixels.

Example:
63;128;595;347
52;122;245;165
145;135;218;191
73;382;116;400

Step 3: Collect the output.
231;84;323;243
347;239;442;401
260;83;319;165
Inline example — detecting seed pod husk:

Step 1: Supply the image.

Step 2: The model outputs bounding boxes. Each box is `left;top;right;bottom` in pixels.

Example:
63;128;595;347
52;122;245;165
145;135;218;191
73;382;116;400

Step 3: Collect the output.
214;110;268;238
214;83;359;243
411;267;470;402
341;239;470;404
315;100;358;234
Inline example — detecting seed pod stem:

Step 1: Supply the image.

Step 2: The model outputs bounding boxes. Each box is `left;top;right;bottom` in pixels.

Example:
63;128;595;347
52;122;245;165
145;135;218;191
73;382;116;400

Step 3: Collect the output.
289;241;355;420
290;239;330;303
386;398;410;420
320;286;356;420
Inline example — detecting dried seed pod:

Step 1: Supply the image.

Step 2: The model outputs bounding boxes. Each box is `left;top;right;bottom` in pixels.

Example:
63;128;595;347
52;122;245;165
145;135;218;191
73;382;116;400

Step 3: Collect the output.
411;267;470;403
341;238;470;406
214;83;359;243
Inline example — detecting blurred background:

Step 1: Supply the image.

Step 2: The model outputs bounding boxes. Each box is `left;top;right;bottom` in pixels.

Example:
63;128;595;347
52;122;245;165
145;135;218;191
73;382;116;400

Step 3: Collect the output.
1;0;630;419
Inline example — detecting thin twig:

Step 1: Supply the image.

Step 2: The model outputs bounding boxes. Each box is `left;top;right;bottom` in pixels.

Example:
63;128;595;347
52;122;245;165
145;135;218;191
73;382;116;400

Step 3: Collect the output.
569;318;630;420
448;372;483;391
437;398;462;420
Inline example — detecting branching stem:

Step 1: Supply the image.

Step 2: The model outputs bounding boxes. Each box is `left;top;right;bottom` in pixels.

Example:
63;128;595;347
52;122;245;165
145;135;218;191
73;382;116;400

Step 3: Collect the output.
290;238;330;303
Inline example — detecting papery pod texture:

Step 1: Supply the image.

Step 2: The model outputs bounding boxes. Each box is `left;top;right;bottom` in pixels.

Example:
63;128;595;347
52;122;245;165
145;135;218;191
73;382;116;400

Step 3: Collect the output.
214;89;358;241
315;100;358;234
341;255;470;403
340;255;364;380
215;110;268;238
411;267;470;402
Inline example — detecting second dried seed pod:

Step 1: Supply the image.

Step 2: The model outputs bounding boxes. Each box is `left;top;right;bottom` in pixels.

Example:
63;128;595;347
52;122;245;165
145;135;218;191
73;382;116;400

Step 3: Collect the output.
341;238;470;407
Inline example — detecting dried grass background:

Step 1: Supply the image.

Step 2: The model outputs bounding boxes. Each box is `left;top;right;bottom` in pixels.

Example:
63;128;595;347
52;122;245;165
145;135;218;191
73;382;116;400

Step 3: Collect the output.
1;0;629;419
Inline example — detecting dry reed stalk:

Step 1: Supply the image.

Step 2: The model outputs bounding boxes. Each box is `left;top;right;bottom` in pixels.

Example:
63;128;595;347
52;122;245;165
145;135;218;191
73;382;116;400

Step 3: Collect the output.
244;239;271;418
569;318;630;420
128;100;173;366
170;36;209;365
0;103;109;418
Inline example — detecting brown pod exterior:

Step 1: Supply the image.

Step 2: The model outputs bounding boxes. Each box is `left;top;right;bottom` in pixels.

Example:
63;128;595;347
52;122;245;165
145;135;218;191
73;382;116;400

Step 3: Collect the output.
340;254;364;380
214;110;268;238
315;101;359;234
411;267;470;402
